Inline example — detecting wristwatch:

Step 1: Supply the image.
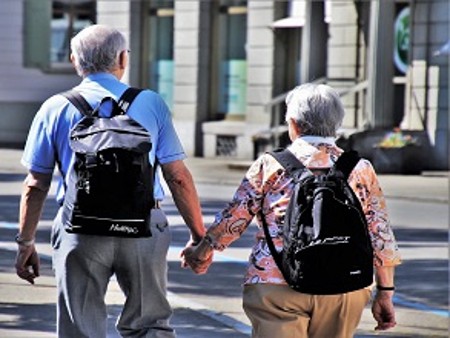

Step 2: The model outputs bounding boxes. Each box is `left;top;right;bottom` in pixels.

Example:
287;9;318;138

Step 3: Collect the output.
15;234;35;246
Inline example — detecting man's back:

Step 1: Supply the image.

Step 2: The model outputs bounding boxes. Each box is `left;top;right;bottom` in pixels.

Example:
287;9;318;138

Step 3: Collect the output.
22;72;185;204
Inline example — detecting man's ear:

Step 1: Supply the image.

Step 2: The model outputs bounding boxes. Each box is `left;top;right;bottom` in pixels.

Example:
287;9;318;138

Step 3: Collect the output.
119;50;128;69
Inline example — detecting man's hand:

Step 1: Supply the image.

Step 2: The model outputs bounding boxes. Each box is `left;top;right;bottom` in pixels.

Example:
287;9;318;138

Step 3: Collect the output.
181;240;213;274
15;244;40;284
372;291;397;330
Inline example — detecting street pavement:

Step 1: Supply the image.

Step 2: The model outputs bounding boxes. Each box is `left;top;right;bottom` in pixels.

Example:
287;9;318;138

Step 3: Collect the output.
0;148;448;337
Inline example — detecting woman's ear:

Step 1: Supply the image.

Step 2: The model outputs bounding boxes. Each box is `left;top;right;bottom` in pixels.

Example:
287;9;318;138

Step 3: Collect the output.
288;118;301;141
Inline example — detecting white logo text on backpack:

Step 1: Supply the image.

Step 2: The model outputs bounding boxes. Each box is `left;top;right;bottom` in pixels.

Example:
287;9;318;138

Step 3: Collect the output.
109;224;139;234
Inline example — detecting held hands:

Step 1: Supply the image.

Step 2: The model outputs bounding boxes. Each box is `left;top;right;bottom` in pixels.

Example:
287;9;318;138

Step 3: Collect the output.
15;244;40;284
181;238;214;274
372;291;397;330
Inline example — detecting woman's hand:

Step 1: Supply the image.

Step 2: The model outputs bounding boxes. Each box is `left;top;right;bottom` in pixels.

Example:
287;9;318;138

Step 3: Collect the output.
372;291;397;330
181;239;214;274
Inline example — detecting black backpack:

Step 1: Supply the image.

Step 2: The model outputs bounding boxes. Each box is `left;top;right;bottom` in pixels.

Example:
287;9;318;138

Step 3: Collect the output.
262;149;374;294
60;88;155;237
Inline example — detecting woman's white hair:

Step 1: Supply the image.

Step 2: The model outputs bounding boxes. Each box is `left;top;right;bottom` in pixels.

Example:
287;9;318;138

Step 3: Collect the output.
70;24;127;77
285;83;345;137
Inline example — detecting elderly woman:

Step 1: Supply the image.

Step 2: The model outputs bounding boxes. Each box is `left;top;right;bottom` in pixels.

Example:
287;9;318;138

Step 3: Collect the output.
183;83;401;338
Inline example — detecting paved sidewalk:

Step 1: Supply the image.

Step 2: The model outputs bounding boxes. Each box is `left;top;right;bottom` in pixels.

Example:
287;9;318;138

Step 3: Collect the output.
0;148;448;337
0;148;448;204
184;156;449;204
0;245;250;338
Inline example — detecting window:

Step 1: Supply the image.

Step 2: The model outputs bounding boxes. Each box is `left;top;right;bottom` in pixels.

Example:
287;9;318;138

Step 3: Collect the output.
216;0;248;119
24;0;96;71
51;1;96;64
147;1;174;109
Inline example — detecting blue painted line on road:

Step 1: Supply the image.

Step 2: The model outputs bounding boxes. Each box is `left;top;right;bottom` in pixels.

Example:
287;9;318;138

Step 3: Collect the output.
393;295;449;317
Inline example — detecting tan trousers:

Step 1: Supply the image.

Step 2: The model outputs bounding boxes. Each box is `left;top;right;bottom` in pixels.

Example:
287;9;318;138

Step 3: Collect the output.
243;284;371;338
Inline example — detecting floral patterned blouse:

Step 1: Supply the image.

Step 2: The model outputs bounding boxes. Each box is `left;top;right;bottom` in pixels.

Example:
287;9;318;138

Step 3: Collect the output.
206;136;401;286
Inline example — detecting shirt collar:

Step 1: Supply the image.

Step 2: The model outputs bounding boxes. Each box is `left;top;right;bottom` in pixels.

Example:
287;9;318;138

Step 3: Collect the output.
289;136;340;168
83;72;117;83
294;135;336;147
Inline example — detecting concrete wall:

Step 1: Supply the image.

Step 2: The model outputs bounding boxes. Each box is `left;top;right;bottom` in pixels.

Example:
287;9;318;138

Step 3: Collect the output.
0;0;80;146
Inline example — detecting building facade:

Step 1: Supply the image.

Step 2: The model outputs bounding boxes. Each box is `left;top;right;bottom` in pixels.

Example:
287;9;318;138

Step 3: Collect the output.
1;0;448;169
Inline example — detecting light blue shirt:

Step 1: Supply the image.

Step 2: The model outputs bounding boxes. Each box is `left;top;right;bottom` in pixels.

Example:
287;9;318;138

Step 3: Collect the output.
22;73;186;204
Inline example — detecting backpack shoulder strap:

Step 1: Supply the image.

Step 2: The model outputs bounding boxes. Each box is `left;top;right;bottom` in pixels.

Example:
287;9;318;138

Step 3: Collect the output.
118;87;143;113
269;149;305;175
262;148;305;281
118;87;159;169
334;150;361;179
261;215;286;275
61;90;93;117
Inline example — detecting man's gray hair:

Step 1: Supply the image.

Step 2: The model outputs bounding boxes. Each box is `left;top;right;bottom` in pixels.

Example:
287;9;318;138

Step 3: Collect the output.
285;83;345;137
70;25;127;76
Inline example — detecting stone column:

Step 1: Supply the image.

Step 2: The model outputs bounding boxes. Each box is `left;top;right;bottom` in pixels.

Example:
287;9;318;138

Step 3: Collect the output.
97;1;131;83
301;0;327;83
172;0;202;156
366;0;395;128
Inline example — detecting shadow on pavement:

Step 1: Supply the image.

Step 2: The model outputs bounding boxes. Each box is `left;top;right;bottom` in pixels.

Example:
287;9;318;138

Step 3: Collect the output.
107;306;249;338
169;261;246;298
0;173;26;182
394;227;448;242
0;195;59;224
396;259;448;309
0;302;56;334
394;227;448;310
0;248;56;337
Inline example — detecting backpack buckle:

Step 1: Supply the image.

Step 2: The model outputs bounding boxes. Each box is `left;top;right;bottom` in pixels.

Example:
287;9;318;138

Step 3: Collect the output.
85;153;98;169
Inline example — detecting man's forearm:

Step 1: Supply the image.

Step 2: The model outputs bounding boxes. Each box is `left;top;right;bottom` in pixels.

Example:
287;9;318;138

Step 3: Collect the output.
162;161;206;242
18;173;51;240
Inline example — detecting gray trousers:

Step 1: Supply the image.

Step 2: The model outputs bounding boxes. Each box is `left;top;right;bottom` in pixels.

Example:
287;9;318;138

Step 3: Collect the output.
51;208;175;338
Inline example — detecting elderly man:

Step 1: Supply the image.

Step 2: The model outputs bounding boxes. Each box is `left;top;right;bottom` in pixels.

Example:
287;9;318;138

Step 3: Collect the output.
15;24;206;337
183;83;401;338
